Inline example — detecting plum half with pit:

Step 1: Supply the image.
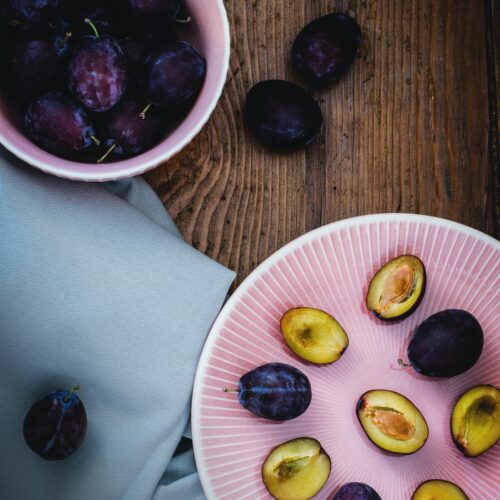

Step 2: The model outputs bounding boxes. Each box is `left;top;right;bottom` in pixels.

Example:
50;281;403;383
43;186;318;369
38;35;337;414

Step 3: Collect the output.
356;389;429;454
226;362;311;421
245;80;323;150
97;97;165;162
333;482;381;500
451;384;499;457
366;255;426;321
261;437;331;500
407;309;483;377
280;307;349;364
67;19;127;113
4;32;71;99
412;480;468;500
292;13;361;86
25;91;97;157
23;385;87;460
142;40;206;109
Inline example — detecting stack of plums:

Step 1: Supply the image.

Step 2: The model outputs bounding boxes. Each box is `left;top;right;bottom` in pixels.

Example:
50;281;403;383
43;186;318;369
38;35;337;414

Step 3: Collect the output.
0;0;206;162
245;13;361;150
225;254;498;499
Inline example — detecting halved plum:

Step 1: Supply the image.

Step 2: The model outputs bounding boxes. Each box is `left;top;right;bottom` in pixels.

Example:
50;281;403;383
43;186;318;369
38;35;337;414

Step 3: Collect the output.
408;310;483;377
262;437;331;500
280;307;349;364
411;480;468;500
356;389;428;454
366;255;426;321
451;385;499;457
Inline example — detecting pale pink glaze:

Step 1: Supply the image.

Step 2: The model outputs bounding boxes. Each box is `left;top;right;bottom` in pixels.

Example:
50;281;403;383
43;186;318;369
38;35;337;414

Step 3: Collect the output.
0;0;230;181
192;214;500;500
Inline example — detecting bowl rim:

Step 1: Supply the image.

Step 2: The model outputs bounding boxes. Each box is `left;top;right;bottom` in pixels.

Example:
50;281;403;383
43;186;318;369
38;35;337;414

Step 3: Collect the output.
0;0;231;182
191;213;499;500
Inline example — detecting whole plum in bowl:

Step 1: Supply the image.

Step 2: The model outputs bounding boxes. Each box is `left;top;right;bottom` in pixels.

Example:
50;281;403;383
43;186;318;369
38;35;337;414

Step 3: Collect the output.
0;0;230;181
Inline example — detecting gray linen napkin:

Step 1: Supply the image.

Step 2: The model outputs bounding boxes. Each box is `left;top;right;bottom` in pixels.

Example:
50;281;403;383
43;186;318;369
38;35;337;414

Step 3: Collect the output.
0;149;235;499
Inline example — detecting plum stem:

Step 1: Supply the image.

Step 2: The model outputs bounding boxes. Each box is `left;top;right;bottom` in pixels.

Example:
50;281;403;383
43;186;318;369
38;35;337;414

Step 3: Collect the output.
97;143;117;163
176;15;192;23
85;17;100;38
140;104;151;120
222;388;240;393
64;385;80;402
398;358;411;368
90;135;100;146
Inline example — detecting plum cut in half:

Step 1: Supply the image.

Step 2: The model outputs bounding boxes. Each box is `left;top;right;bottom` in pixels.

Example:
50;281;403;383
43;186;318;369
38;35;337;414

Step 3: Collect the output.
356;389;428;454
227;363;312;421
451;385;499;457
411;480;468;500
408;309;483;377
261;437;331;500
333;482;381;499
280;307;348;364
366;255;426;321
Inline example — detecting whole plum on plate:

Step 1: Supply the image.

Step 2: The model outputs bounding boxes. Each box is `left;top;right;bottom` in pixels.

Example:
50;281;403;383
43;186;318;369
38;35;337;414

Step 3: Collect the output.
245;80;323;150
333;482;382;500
23;385;87;460
67;19;127;113
412;480;468;500
261;437;331;500
451;384;499;457
4;32;71;98
97;97;165;162
292;13;361;86
0;0;59;30
366;255;426;321
227;362;312;421
356;389;429;454
280;307;349;364
25;91;97;157
407;309;484;377
142;40;206;109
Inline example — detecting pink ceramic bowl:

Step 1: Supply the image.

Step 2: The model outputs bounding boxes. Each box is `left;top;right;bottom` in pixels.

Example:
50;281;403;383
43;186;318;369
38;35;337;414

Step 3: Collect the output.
0;0;230;182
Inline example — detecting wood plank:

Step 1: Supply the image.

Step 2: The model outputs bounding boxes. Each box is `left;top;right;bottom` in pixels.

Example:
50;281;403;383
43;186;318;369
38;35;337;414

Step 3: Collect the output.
145;0;495;288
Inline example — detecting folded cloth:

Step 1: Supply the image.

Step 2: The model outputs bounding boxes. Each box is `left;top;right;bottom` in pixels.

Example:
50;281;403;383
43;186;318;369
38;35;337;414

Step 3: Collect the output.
0;149;235;499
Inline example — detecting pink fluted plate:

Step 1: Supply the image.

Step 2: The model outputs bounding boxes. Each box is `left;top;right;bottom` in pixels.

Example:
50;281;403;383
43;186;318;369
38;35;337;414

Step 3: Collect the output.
192;214;500;500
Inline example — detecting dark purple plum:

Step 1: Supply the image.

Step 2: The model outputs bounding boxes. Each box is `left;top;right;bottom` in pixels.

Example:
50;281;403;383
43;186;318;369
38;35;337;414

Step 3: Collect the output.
232;363;312;421
293;13;361;86
123;0;179;27
54;0;115;39
119;35;151;88
98;97;165;161
23;386;87;460
25;91;97;157
67;21;127;113
142;40;206;109
333;482;382;500
408;309;484;378
245;80;323;149
0;0;59;30
4;32;71;98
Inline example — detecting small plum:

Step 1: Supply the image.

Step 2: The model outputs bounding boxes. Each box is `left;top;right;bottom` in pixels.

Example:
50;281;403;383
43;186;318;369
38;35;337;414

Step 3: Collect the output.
333;482;382;500
67;19;127;113
142;41;206;109
227;362;312;421
25;91;97;157
23;385;87;460
245;80;323;149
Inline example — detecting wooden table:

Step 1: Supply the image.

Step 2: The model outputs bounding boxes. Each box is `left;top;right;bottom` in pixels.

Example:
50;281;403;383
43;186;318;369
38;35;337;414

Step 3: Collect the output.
146;0;499;289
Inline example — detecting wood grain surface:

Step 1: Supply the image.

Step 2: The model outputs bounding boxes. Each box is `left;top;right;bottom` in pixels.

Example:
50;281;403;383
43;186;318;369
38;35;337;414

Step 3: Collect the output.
146;0;499;288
